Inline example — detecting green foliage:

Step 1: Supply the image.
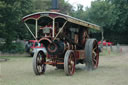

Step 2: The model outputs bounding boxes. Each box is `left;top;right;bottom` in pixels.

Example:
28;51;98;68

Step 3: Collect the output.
0;0;33;52
1;42;25;53
86;0;114;27
33;0;51;12
71;4;85;20
71;0;128;44
0;0;33;38
110;0;128;32
59;0;73;14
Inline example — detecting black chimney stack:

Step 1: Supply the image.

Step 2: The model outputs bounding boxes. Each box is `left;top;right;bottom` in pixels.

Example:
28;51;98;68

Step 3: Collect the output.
52;0;58;9
51;0;59;12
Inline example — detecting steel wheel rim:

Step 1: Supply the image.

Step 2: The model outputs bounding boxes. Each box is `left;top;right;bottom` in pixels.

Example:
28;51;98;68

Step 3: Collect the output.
36;53;46;74
92;41;99;68
68;53;75;75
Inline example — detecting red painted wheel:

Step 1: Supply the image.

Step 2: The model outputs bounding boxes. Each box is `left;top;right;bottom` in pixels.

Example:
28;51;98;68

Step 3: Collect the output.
33;51;46;75
64;50;75;76
85;39;99;70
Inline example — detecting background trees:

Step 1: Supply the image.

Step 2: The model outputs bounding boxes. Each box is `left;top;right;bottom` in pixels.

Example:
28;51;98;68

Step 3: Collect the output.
0;0;33;52
72;0;128;44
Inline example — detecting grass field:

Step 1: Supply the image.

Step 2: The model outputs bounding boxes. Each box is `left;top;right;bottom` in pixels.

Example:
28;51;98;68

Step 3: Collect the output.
0;47;128;85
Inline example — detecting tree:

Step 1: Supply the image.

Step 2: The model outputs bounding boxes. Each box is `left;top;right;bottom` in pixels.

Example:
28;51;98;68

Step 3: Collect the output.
84;0;128;43
71;4;86;20
0;0;33;52
33;0;51;12
58;0;73;14
0;1;6;38
86;0;115;29
108;0;128;32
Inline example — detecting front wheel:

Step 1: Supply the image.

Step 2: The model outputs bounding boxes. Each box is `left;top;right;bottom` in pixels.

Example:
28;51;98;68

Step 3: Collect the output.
64;50;75;76
33;51;46;75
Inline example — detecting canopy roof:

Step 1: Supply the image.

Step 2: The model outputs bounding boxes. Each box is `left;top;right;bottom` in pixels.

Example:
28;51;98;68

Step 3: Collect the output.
22;12;100;30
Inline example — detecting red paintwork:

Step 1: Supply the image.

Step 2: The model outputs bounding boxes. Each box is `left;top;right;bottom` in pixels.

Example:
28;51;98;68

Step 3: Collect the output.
22;13;61;22
49;13;59;18
74;50;85;59
29;40;43;49
98;40;113;46
74;51;79;59
22;14;40;21
38;37;52;43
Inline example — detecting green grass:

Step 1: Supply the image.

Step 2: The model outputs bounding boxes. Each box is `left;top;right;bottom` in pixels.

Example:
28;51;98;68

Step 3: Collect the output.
0;53;30;59
0;53;128;85
0;56;26;59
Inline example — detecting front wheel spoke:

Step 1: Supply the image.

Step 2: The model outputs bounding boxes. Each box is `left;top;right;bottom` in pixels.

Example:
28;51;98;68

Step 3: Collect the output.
68;57;72;64
69;65;73;73
42;65;46;71
37;65;41;72
70;65;74;74
69;60;74;73
68;64;72;69
37;57;40;61
37;60;42;65
40;66;43;72
68;60;74;72
39;66;41;72
71;60;74;65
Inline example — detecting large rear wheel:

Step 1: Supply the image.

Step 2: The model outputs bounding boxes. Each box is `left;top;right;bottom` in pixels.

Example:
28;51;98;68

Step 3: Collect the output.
33;51;46;75
85;39;99;70
64;50;75;76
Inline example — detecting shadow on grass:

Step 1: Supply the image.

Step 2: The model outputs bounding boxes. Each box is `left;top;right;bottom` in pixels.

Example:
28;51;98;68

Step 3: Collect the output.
22;65;117;77
37;64;88;77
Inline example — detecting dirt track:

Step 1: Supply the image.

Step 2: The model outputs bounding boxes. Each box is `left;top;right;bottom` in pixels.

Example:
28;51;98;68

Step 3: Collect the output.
0;46;128;85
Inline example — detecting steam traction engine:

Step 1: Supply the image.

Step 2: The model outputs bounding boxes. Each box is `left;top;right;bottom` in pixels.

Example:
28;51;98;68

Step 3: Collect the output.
22;12;100;76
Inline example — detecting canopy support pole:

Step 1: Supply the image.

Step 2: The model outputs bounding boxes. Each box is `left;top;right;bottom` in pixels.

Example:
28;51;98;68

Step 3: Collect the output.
52;18;55;37
53;21;67;40
35;19;38;38
24;23;37;40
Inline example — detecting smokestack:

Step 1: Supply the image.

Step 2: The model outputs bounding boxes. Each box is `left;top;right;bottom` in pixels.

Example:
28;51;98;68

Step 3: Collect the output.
52;0;58;9
51;0;59;12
